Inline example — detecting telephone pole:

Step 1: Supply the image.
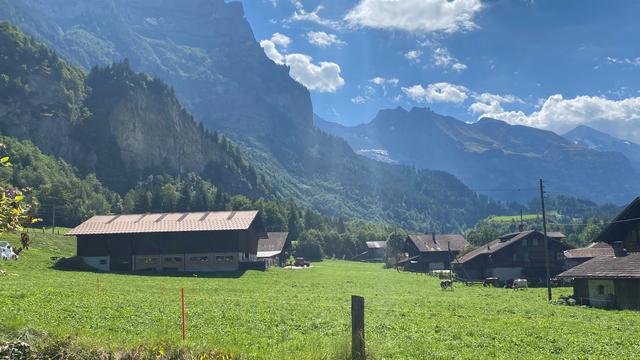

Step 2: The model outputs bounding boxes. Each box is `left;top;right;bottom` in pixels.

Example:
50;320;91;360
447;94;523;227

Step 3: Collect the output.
539;179;552;303
52;205;56;234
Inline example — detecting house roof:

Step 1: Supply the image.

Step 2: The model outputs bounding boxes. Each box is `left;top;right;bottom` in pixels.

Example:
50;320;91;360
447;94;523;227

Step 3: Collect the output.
558;253;640;279
407;234;469;253
594;196;640;243
455;230;567;264
257;232;289;253
366;241;386;249
564;242;614;259
66;211;267;237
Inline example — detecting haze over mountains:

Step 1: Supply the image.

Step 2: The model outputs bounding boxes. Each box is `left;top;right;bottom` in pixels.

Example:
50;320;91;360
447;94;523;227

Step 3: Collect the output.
315;107;640;204
0;0;510;231
563;125;640;171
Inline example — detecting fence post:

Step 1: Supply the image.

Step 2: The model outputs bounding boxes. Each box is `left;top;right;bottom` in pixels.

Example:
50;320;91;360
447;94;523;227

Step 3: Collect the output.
181;288;186;341
351;295;365;360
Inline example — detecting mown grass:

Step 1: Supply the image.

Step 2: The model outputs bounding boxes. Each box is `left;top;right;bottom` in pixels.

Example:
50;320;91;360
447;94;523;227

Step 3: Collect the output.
1;231;639;359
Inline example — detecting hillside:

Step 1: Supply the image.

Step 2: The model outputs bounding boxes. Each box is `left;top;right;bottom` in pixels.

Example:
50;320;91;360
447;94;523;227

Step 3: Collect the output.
315;107;639;204
0;1;511;231
564;125;640;171
0;22;261;195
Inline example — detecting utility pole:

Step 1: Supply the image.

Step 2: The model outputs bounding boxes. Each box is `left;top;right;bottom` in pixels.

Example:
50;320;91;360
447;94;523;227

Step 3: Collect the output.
52;205;56;234
447;241;453;289
539;179;551;303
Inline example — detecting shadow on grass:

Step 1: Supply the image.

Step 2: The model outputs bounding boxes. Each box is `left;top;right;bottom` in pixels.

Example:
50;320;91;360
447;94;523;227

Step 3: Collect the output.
49;256;247;278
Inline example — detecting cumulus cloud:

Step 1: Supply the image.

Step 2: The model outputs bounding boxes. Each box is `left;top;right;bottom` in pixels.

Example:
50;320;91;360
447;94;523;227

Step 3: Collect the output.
351;95;367;104
306;31;346;47
260;33;345;93
402;82;469;103
478;94;640;142
468;92;524;115
404;50;423;63
370;77;399;87
345;0;483;34
289;4;342;30
432;47;467;72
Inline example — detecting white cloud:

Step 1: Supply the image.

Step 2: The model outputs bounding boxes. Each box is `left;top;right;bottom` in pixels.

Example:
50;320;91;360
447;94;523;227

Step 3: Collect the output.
345;0;483;34
432;47;467;72
270;32;291;48
306;31;346;47
479;94;640;142
260;33;345;93
370;77;399;86
285;53;345;93
469;92;524;115
351;95;367;104
289;4;342;30
404;50;423;63
402;82;469;103
607;56;640;67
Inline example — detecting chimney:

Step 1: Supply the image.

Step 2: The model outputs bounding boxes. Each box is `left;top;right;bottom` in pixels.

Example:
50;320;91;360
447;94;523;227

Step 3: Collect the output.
613;241;627;257
432;232;437;243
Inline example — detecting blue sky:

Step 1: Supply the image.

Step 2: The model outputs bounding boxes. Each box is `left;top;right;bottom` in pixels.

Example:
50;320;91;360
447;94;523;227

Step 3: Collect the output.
240;0;640;141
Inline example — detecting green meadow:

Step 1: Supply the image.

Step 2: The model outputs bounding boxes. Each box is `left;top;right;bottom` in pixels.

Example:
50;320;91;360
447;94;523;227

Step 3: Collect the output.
1;231;639;359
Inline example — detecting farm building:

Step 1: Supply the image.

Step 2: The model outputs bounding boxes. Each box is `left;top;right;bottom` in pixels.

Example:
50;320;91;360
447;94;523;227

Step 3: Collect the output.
557;197;640;309
564;242;614;268
365;241;386;261
455;230;572;283
398;234;469;271
66;211;268;272
257;232;291;267
558;243;640;309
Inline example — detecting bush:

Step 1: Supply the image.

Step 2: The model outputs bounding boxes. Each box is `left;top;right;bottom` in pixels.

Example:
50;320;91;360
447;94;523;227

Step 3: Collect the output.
296;242;324;261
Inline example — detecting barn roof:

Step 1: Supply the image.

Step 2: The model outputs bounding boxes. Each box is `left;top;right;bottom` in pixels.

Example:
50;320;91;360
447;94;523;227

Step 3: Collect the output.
455;230;567;264
564;242;614;259
258;232;289;253
407;234;469;253
366;241;386;249
66;211;267;237
558;253;640;279
594;196;640;244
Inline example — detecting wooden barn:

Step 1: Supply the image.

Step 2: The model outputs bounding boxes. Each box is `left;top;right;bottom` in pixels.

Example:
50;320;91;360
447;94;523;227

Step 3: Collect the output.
455;230;572;283
66;211;268;272
257;232;291;267
558;244;640;309
365;241;386;262
558;197;640;309
564;242;614;268
398;234;469;271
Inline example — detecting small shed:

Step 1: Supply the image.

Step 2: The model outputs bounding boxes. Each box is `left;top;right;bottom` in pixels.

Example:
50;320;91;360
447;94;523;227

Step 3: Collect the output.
455;230;572;283
401;234;469;272
558;244;640;309
257;232;291;267
66;211;268;272
365;241;386;262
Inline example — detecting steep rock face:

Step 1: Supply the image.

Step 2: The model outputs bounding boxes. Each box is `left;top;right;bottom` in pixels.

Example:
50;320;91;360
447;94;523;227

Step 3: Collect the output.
0;23;258;195
316;107;639;204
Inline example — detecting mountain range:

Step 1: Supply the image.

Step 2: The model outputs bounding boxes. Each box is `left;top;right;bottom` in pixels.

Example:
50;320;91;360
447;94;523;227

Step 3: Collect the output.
315;107;639;204
0;1;510;232
563;125;640;171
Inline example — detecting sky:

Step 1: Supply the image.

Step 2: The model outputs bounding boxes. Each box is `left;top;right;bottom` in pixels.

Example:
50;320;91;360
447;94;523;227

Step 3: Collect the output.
240;0;640;142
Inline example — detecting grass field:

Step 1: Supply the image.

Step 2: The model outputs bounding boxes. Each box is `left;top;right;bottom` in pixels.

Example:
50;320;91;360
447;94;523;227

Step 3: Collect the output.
1;231;640;359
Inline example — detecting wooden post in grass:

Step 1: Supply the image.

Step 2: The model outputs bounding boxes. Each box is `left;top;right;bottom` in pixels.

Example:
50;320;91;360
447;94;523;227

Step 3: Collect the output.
96;277;100;297
351;295;365;360
181;288;186;341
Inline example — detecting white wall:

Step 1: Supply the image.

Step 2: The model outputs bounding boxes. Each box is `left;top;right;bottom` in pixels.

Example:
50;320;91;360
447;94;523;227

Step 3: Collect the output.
82;256;109;271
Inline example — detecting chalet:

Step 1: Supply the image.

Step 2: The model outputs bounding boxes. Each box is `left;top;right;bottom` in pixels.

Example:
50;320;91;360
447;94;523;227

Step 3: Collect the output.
257;232;291;267
365;241;386;262
564;242;614;268
558;197;640;309
455;230;572;283
66;211;268;272
400;234;469;271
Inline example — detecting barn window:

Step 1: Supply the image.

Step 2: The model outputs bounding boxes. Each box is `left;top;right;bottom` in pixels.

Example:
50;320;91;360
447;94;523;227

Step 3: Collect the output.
164;257;173;262
225;255;234;261
200;256;209;262
216;255;225;261
174;257;182;262
597;285;605;295
190;257;198;261
99;259;107;265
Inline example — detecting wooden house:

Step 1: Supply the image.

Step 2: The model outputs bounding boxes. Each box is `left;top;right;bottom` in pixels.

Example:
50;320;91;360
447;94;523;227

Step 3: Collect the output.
455;230;572;283
66;211;268;272
564;242;614;268
558;197;640;309
399;234;469;271
257;232;291;267
365;241;386;262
